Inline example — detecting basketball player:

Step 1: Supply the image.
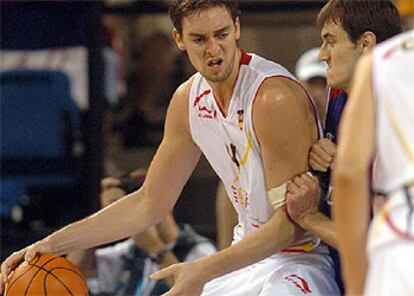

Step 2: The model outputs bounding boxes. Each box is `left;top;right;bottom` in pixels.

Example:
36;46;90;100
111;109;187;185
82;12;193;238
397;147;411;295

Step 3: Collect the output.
333;29;414;295
285;0;402;291
1;1;340;295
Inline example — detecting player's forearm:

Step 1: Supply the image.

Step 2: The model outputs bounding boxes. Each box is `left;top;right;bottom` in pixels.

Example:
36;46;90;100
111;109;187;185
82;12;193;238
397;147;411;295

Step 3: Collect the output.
192;208;299;282
299;212;338;249
333;172;369;294
44;190;167;256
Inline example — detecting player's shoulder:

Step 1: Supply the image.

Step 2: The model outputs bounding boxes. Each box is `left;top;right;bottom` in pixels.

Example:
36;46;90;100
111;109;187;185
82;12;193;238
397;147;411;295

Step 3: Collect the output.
173;74;197;102
254;76;307;113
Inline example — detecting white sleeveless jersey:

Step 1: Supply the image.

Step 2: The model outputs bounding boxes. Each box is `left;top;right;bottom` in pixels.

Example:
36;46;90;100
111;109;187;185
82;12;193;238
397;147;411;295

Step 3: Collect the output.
372;29;414;194
189;51;321;252
369;30;414;251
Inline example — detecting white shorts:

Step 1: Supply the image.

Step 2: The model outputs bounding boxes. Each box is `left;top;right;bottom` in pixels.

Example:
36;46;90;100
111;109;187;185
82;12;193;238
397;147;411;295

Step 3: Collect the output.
365;241;414;296
202;249;340;296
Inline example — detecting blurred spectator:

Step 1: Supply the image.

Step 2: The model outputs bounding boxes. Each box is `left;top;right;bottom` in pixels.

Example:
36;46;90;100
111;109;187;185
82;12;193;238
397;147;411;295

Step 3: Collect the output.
296;47;328;122
68;170;216;296
113;32;178;148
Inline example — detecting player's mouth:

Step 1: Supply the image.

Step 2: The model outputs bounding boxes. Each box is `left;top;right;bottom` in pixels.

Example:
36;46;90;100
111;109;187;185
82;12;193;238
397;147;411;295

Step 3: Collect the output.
208;58;224;73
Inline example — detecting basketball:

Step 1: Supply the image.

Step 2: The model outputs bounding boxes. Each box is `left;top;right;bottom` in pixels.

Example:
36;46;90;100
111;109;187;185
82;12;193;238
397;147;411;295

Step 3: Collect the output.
4;253;88;296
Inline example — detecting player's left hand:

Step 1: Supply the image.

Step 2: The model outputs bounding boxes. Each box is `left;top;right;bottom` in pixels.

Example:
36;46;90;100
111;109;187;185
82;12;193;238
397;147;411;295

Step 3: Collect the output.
150;261;207;296
286;173;320;226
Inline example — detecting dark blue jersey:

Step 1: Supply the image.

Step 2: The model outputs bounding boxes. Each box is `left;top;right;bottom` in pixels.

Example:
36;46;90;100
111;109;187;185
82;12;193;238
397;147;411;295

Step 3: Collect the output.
317;88;348;295
318;88;348;208
325;89;348;145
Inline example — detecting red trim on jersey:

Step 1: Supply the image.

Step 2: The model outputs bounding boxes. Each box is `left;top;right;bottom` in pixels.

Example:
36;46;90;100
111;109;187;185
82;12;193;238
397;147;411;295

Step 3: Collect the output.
240;49;252;65
328;88;345;101
384;212;407;238
280;248;306;253
212;49;252;118
212;92;227;118
382;44;400;60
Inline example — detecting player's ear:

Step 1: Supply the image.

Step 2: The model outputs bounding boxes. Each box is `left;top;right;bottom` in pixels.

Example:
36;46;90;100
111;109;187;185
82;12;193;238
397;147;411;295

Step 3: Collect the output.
358;31;377;53
234;17;241;41
173;28;186;51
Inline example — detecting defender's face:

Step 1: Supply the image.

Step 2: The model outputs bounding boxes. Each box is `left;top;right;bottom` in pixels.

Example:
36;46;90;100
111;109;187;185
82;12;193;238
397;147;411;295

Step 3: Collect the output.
173;6;240;83
319;21;362;92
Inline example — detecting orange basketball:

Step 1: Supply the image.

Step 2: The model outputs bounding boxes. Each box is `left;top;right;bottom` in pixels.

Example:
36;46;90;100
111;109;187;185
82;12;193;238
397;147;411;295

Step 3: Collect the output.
5;253;88;296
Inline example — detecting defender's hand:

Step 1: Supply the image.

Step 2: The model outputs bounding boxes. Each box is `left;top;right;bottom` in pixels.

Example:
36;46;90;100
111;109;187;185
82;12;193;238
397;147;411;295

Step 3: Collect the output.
286;173;320;226
309;138;336;172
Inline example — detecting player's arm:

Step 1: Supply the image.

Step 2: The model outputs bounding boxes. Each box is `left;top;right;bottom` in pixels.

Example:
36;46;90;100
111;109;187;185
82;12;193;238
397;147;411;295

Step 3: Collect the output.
333;54;375;295
0;80;201;291
151;77;314;293
286;174;338;249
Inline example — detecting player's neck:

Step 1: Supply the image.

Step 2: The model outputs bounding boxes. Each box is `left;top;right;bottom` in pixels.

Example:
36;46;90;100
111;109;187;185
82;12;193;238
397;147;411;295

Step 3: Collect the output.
210;48;242;116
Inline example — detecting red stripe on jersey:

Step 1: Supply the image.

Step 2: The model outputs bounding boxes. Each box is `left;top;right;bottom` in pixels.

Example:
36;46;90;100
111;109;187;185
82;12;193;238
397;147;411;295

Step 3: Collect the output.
328;88;345;101
382;44;400;60
281;248;306;253
240;49;252;65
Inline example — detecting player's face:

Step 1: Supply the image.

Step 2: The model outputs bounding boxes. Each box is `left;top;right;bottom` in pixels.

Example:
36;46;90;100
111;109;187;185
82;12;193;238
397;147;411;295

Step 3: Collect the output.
319;21;362;92
173;6;240;83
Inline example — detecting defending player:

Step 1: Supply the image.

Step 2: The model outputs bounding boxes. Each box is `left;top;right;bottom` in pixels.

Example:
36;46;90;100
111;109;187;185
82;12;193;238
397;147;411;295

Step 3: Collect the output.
285;0;402;291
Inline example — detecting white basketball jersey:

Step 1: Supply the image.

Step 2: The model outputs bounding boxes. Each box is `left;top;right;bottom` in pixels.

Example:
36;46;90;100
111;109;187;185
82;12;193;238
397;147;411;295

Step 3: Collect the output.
189;51;321;252
369;30;414;251
372;29;414;194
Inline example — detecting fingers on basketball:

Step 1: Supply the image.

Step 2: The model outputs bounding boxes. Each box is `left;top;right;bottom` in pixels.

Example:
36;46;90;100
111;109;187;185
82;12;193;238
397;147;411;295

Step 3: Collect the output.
5;253;88;296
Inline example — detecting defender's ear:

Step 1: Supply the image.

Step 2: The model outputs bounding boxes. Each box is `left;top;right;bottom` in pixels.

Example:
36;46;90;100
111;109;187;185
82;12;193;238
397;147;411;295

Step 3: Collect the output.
358;31;377;53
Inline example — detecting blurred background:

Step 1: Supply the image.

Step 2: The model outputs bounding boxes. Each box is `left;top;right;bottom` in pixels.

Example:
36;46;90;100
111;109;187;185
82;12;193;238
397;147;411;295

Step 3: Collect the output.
1;0;413;260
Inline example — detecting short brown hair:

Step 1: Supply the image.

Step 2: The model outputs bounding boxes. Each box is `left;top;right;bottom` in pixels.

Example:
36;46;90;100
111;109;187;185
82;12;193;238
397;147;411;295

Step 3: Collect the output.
168;0;241;35
316;0;402;43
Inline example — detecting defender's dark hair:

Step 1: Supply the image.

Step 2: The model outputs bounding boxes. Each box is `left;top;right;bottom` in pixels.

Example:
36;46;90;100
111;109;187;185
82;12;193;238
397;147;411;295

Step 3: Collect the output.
316;0;402;43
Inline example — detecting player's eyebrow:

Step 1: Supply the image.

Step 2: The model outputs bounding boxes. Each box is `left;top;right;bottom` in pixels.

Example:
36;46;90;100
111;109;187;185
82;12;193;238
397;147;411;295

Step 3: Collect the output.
322;32;336;40
188;25;231;37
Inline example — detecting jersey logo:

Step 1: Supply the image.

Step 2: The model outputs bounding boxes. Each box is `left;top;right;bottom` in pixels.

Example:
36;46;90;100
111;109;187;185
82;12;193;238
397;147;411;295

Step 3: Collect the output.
237;109;244;131
284;274;312;294
226;131;253;183
193;89;210;107
193;89;217;119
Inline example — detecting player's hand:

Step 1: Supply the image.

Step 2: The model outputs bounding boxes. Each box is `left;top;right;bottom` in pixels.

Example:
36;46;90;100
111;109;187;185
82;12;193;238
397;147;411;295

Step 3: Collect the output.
0;239;52;293
286;173;320;227
309;138;336;172
150;261;207;296
158;251;180;287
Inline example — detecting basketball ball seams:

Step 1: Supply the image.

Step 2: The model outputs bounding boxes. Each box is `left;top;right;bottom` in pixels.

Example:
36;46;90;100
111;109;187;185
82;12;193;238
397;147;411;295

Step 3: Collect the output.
23;257;60;296
5;254;88;296
6;255;41;291
49;266;86;280
43;269;75;296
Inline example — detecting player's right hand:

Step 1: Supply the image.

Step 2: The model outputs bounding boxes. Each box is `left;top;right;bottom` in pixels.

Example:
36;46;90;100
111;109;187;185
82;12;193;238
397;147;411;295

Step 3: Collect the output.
309;138;336;172
0;240;52;293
